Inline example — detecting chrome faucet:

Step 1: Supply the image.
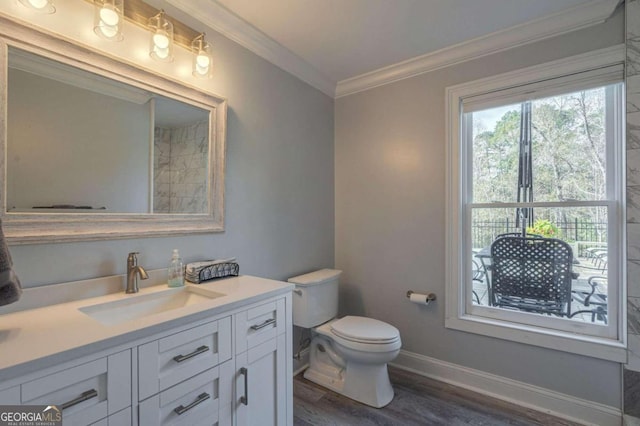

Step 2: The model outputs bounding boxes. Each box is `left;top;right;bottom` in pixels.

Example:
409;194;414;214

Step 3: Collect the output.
126;252;149;294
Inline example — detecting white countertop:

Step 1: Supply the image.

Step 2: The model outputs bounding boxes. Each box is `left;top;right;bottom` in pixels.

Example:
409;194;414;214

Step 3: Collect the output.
0;274;293;381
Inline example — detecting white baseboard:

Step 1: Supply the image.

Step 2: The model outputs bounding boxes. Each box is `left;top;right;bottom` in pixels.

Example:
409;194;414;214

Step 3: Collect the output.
391;350;622;426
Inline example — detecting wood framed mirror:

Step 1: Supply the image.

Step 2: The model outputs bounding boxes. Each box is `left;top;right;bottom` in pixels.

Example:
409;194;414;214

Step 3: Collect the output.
0;15;227;244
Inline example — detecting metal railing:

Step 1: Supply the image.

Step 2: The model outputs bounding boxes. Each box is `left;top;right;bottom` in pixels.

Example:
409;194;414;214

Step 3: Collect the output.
471;219;607;249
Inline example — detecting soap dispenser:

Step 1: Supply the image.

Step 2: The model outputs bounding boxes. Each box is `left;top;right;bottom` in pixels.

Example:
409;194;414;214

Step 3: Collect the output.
168;249;184;287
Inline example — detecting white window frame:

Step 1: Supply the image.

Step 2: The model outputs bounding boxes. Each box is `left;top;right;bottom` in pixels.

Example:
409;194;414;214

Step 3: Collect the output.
444;45;627;362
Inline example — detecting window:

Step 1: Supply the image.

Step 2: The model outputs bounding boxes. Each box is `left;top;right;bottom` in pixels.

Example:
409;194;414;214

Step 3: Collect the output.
445;46;626;361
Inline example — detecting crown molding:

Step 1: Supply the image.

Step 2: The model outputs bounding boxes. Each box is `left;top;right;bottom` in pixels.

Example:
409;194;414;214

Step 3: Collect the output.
335;0;622;98
166;0;336;97
167;0;619;100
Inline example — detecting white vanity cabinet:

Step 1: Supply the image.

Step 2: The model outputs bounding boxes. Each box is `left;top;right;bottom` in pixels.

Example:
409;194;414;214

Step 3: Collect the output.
0;349;132;426
0;278;293;426
234;298;290;426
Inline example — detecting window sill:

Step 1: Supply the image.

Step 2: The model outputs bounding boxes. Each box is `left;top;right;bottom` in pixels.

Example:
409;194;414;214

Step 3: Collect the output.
445;314;627;362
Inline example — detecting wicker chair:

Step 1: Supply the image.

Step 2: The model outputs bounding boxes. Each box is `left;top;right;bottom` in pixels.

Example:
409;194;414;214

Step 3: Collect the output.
471;259;484;304
489;236;574;316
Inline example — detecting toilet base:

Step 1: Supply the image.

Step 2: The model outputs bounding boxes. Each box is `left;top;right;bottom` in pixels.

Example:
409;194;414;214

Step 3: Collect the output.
303;337;395;408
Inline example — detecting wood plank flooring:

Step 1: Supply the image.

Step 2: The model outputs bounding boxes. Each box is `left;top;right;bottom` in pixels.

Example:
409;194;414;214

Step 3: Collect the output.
294;366;580;426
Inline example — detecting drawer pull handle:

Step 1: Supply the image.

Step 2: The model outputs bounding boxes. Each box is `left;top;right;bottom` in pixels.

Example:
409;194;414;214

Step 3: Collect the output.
61;389;98;410
173;345;210;363
240;367;248;405
250;318;276;331
173;392;210;415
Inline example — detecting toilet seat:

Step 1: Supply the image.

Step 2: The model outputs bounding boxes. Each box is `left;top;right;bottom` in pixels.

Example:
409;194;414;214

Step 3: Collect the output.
330;316;400;344
315;317;401;353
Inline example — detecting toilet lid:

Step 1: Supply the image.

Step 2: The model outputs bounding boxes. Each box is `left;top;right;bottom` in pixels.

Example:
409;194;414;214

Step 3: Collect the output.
330;316;399;344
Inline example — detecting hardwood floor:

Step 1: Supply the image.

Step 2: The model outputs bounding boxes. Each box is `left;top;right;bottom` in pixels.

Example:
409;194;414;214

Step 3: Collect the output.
294;366;580;426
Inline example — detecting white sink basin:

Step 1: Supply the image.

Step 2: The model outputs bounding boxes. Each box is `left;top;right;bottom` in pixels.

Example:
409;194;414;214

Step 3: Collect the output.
78;286;224;325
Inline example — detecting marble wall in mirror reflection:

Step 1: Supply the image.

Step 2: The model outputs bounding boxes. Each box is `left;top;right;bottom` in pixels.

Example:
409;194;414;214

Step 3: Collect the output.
153;120;208;214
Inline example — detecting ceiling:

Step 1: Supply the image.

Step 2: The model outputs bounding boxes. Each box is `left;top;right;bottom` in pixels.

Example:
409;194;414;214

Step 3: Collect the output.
214;0;601;83
166;0;620;96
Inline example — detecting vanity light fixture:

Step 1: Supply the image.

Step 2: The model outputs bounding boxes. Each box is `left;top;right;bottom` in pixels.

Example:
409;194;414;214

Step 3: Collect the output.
93;0;124;41
148;10;173;62
191;33;213;79
17;0;56;14
82;0;212;76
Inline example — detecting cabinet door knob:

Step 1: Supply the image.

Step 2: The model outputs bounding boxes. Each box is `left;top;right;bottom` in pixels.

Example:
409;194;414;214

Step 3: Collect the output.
61;389;98;410
173;392;210;415
240;367;249;405
250;318;276;331
172;345;209;363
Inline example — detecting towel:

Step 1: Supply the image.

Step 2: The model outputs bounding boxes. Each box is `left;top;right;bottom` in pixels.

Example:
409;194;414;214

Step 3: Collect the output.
0;219;21;307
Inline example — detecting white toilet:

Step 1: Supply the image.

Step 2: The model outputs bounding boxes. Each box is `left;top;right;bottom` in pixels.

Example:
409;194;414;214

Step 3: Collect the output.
288;269;401;408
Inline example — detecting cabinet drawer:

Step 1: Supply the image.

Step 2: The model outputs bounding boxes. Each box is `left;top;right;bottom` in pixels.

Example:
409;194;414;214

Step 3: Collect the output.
138;316;232;401
0;386;20;404
235;299;285;354
139;359;233;426
21;350;131;426
90;407;131;426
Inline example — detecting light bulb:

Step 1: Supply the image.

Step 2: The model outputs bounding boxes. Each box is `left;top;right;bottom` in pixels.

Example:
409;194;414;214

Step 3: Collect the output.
148;10;174;62
93;0;123;41
98;24;118;39
152;32;170;59
196;53;210;69
195;65;208;76
153;32;170;50
99;6;119;27
191;34;212;78
195;54;210;76
18;0;55;13
153;45;169;60
28;0;48;9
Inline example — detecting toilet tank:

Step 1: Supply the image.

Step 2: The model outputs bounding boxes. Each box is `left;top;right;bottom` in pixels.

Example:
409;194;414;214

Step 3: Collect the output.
288;269;341;328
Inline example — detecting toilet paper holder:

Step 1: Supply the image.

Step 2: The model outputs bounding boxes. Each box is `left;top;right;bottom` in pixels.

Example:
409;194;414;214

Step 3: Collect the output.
406;291;436;302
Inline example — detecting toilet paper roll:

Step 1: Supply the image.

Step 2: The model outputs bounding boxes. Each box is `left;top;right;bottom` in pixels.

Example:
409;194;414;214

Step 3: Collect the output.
409;292;432;305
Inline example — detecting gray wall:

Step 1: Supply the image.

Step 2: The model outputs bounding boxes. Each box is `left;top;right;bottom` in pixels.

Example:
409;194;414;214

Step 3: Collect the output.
9;8;335;287
335;9;624;407
8;69;150;213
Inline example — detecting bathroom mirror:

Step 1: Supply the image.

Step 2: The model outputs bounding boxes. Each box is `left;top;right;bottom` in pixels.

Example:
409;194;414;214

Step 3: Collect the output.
0;17;227;243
